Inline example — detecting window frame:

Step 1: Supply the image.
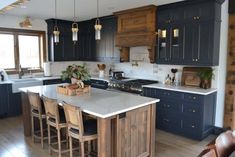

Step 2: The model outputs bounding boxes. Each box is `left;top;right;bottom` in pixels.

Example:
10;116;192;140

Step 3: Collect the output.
0;27;46;74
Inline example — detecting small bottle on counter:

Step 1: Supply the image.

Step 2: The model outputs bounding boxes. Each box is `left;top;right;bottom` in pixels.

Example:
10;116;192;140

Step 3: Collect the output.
109;67;113;77
164;74;171;85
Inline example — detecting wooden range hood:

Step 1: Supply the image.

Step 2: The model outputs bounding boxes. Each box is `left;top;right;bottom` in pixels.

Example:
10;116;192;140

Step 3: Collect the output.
114;5;157;63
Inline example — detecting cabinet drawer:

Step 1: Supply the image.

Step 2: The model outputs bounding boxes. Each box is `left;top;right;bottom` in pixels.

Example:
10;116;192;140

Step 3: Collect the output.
157;113;181;133
157;100;182;113
182;119;202;139
142;88;157;98
183;103;202;117
156;89;183;100
184;93;203;103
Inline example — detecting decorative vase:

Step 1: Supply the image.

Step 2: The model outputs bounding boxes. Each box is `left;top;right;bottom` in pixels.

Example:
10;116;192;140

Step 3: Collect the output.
71;78;79;84
201;79;210;89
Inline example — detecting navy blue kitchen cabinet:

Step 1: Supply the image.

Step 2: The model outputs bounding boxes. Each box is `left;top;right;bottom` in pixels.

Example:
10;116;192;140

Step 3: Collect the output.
143;87;216;140
156;0;224;66
46;19;96;62
0;84;10;118
95;16;120;62
76;20;96;61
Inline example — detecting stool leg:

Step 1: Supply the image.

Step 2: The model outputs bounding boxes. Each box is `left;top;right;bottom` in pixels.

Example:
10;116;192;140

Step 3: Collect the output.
80;141;85;157
88;141;91;157
31;115;34;142
39;117;44;148
48;124;51;155
58;128;62;157
69;135;73;157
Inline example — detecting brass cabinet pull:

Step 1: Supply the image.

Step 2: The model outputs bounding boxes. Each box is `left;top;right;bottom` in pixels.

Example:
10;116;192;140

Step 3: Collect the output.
191;125;195;128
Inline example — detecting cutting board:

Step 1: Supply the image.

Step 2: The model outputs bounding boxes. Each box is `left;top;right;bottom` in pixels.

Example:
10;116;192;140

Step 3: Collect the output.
181;67;212;88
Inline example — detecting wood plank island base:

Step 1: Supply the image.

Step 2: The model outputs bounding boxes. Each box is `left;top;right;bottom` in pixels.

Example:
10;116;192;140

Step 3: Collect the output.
20;84;160;157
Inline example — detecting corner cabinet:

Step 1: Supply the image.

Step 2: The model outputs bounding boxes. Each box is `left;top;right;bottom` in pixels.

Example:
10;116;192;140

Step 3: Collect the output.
46;19;96;62
156;0;224;66
95;16;120;62
143;87;216;140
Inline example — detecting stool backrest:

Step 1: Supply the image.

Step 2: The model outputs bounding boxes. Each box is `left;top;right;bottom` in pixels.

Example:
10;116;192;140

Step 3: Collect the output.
215;130;235;157
63;103;84;136
42;96;60;123
27;91;42;114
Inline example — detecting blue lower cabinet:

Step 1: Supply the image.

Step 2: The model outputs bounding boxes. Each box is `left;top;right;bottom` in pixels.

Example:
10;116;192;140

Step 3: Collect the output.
143;87;216;140
0;84;10;118
157;112;182;134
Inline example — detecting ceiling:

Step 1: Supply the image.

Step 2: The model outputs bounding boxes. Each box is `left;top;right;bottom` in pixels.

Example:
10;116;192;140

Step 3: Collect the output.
0;0;17;10
2;0;184;21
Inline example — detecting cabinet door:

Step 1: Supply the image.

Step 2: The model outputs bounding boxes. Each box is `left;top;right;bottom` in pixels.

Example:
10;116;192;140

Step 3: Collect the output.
0;84;9;118
183;22;199;64
197;21;214;65
156;25;170;63
96;16;119;62
184;2;215;21
170;24;184;63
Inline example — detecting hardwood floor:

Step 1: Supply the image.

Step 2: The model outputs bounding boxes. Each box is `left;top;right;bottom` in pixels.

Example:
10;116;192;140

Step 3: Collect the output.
0;116;215;157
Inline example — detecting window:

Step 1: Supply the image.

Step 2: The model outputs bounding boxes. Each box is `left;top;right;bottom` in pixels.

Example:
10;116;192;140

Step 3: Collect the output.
0;28;46;73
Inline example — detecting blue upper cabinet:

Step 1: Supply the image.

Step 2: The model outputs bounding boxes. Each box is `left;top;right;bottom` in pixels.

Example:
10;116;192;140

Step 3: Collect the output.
156;0;224;66
95;16;120;62
46;19;96;62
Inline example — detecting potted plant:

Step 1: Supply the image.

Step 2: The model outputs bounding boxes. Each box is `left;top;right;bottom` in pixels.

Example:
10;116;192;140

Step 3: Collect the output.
61;64;91;84
198;68;214;89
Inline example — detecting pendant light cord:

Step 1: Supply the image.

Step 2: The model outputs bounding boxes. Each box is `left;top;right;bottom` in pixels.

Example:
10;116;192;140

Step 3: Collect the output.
97;0;99;19
55;0;57;26
73;0;76;22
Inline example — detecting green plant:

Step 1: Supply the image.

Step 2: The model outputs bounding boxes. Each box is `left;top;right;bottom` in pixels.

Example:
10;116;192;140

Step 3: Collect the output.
198;69;214;80
61;64;91;81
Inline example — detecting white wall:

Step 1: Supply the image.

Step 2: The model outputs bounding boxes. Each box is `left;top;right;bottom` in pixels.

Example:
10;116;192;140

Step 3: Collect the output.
214;0;229;127
0;14;47;31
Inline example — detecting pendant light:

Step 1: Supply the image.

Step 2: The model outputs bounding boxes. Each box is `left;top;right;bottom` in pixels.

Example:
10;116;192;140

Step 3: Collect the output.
53;0;60;44
94;0;102;40
72;0;78;43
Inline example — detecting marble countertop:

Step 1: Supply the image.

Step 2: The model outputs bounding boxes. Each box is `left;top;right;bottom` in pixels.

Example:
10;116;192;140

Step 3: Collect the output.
20;84;159;118
142;83;217;95
0;80;13;84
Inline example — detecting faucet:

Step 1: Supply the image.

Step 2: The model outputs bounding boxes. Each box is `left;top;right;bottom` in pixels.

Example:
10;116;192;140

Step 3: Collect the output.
18;64;24;79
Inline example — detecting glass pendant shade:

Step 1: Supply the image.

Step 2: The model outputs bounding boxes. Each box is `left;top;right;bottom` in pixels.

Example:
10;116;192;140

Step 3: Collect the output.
53;26;60;43
95;19;102;40
72;22;79;42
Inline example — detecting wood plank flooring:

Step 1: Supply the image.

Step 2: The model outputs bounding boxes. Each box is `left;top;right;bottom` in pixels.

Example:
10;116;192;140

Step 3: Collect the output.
0;116;215;157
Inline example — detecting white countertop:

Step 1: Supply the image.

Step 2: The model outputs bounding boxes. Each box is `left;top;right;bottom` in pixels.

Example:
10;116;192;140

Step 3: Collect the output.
143;83;217;95
0;80;13;84
20;84;159;118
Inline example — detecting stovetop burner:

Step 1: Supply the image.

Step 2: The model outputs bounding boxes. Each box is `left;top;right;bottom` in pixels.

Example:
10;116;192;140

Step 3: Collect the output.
108;79;158;94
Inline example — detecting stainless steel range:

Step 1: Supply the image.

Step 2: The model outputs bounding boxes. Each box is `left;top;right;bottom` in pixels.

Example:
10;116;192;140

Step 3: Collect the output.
108;78;158;94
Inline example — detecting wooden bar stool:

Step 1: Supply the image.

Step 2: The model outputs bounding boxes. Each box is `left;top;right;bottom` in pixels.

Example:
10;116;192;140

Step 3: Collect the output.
27;91;47;148
63;102;97;157
42;96;69;157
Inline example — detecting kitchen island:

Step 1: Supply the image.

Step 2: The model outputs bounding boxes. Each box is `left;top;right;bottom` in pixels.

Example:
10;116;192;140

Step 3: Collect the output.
20;84;159;157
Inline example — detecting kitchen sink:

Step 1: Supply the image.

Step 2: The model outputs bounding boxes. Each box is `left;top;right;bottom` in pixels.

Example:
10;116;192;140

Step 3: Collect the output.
11;78;43;93
11;78;38;82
